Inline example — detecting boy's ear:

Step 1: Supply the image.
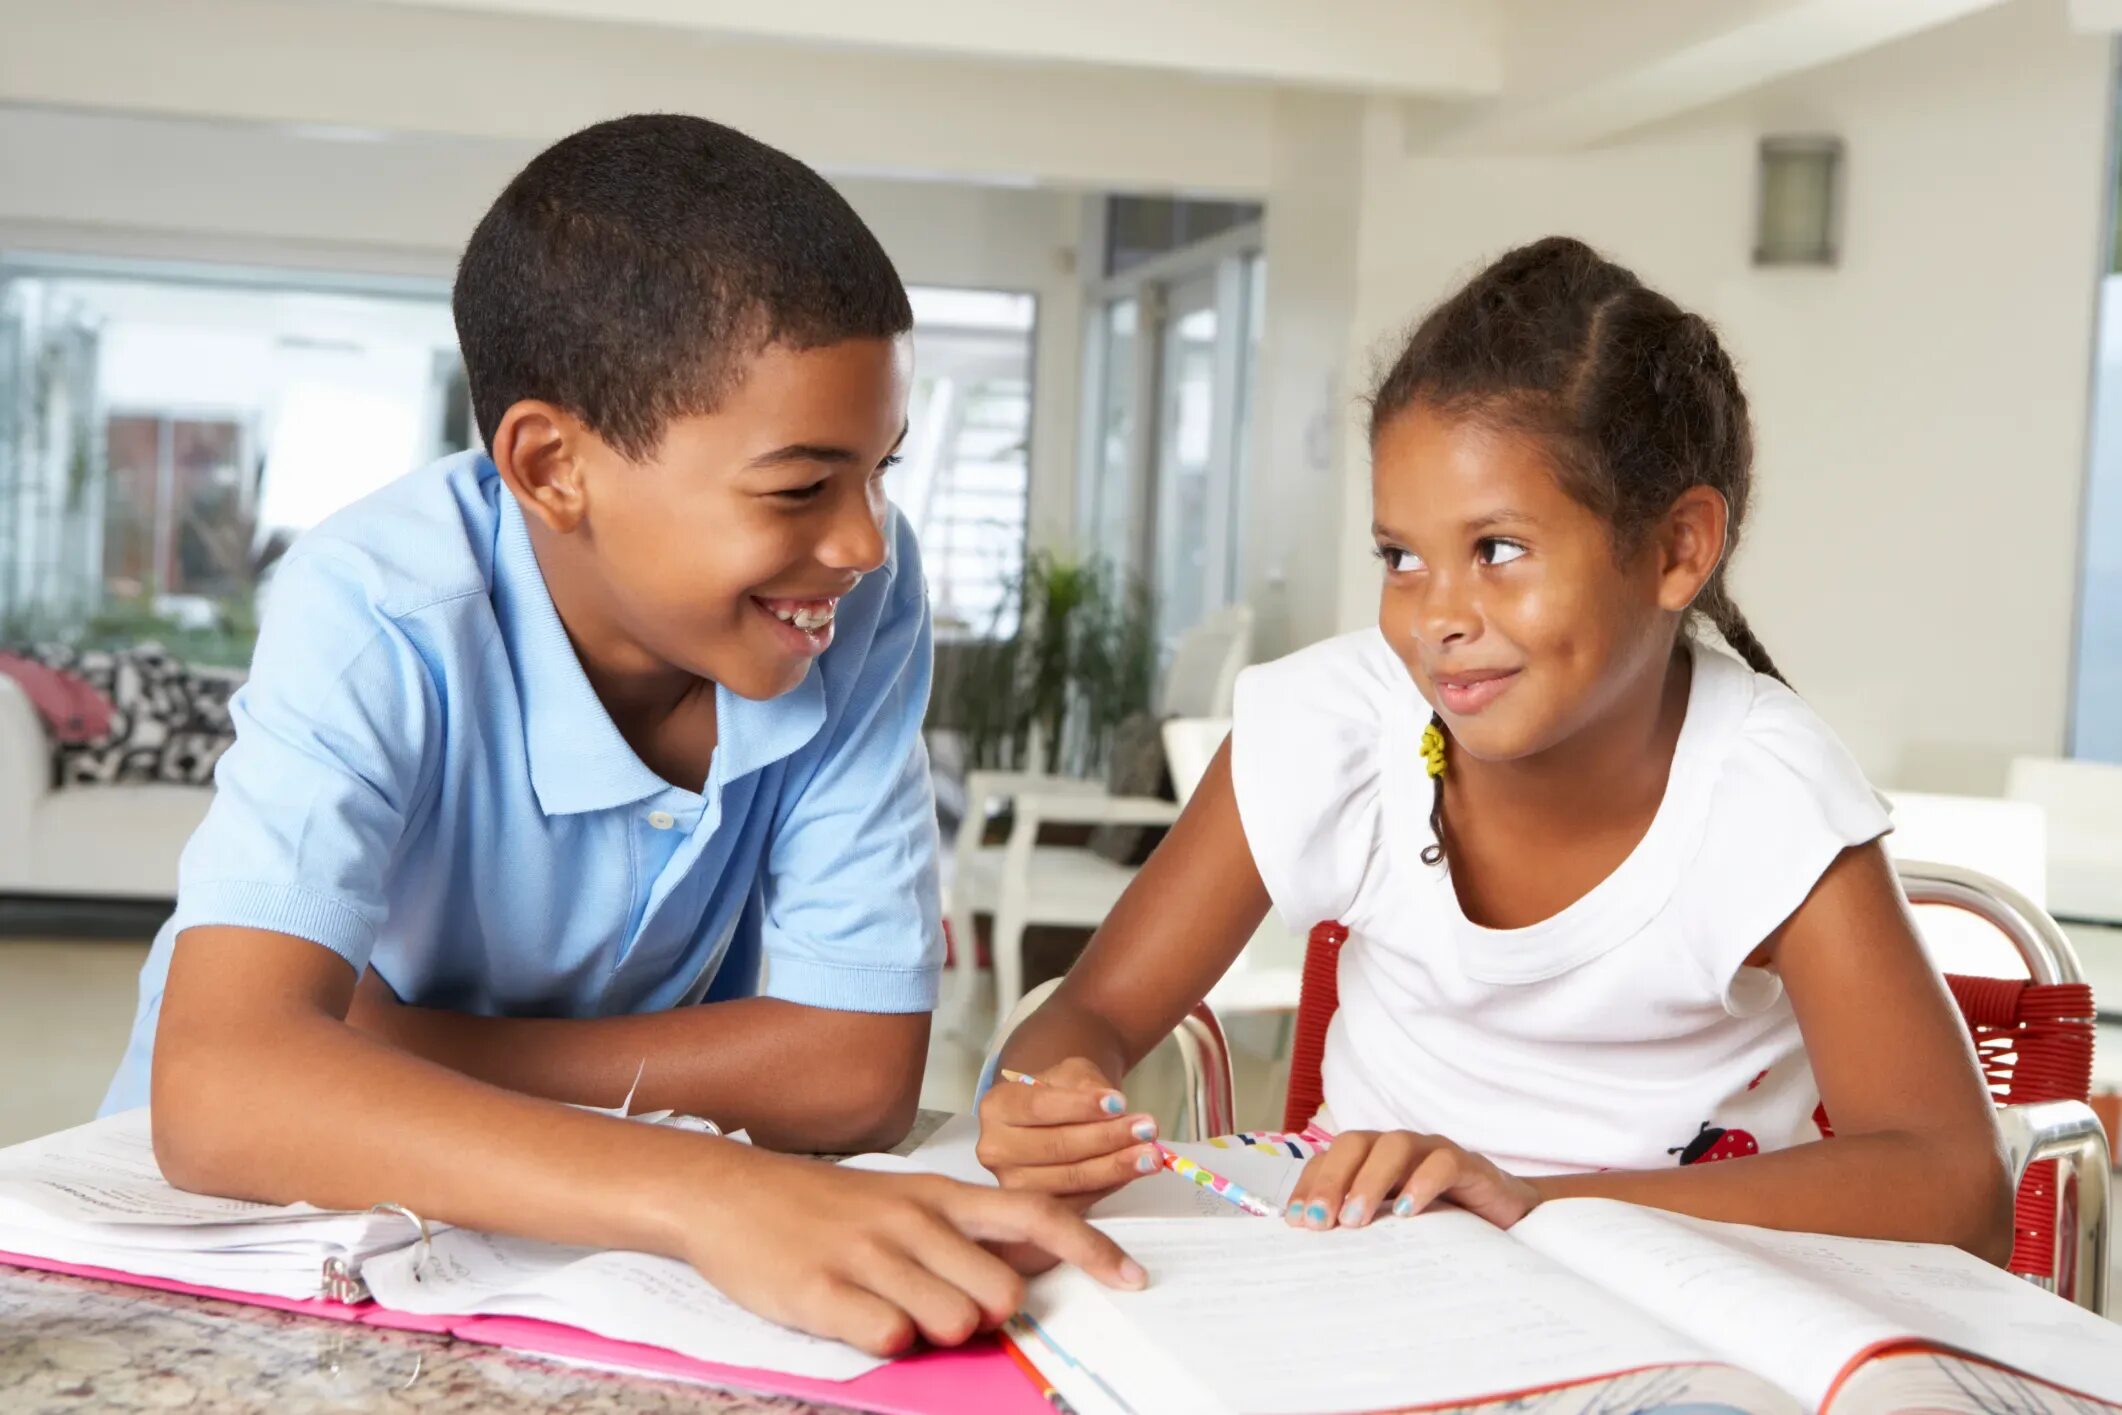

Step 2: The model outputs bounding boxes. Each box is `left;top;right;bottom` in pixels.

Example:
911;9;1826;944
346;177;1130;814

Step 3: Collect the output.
490;400;593;533
1655;485;1730;613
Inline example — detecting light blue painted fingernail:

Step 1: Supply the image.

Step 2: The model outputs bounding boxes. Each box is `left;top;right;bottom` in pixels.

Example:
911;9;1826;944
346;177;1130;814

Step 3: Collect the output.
1285;1200;1305;1218
1135;1152;1158;1174
1131;1120;1156;1142
1394;1196;1415;1217
1341;1199;1365;1225
1100;1094;1125;1116
1306;1202;1329;1224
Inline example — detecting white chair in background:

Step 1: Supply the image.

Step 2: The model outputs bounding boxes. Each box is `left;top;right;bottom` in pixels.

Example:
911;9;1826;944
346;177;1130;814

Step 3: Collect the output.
1881;789;2049;978
1159;716;1306;1019
2007;756;2122;925
944;609;1253;1030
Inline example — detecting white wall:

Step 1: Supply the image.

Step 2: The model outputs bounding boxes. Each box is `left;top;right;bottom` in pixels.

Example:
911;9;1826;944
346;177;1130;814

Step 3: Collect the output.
0;105;1085;552
1241;94;1366;660
1329;0;2112;790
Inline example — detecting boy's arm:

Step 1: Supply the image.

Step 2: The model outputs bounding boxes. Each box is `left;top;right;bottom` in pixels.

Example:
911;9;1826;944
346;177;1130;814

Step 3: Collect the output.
345;978;926;1153
154;923;1145;1355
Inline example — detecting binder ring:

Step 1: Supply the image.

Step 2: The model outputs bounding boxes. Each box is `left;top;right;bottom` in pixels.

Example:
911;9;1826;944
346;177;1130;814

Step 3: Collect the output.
318;1202;434;1302
368;1202;434;1284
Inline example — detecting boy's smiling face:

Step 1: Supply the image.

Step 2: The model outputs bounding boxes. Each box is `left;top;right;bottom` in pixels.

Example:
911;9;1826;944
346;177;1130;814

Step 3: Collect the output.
499;334;913;703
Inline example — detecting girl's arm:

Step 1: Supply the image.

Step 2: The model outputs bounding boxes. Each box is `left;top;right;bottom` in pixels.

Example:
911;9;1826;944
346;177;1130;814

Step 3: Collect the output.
1291;844;2017;1263
976;742;1273;1197
1530;842;2013;1257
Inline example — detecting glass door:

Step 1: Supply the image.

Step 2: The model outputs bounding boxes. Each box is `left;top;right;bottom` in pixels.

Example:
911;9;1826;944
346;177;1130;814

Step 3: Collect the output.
1150;274;1223;652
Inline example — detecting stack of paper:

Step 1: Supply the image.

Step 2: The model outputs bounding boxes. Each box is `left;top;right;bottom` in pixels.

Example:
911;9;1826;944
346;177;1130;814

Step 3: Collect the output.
0;1109;413;1299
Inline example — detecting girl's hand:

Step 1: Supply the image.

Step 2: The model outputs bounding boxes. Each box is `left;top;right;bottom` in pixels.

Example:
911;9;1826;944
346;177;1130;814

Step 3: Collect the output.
1286;1130;1541;1232
974;1057;1163;1206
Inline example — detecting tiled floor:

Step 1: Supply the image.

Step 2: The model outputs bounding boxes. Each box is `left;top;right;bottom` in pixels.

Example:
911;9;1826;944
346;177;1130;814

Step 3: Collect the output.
1;938;146;1147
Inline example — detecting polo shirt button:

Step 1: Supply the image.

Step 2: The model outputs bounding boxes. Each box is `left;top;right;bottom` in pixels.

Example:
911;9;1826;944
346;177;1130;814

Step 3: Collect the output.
647;811;676;831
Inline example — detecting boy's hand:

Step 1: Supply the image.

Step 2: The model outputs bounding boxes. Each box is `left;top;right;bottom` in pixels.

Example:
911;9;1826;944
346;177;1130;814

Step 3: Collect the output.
974;1057;1163;1205
678;1146;1146;1356
1285;1131;1541;1232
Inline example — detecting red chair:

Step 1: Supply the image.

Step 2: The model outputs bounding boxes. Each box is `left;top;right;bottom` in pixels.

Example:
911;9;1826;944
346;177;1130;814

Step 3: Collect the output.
1173;861;2110;1316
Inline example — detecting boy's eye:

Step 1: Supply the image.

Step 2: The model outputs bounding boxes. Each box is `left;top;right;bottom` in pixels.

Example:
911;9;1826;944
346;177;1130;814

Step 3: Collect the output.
1375;545;1424;573
1479;538;1527;566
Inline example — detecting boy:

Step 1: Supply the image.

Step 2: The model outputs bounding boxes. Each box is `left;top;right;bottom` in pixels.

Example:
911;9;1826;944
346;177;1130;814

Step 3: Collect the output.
102;114;1142;1356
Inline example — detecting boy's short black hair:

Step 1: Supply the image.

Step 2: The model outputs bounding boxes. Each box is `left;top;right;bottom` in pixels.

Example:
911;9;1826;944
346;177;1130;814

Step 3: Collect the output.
453;113;913;459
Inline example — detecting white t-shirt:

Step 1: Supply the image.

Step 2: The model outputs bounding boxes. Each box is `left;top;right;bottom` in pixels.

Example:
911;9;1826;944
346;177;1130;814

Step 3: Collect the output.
1230;630;1891;1178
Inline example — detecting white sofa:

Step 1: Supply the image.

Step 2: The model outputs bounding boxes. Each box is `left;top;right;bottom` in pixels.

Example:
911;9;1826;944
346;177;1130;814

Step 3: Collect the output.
0;675;212;900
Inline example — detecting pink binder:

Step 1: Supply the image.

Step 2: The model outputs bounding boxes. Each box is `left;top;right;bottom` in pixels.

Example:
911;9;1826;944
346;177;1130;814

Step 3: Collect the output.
0;1250;1049;1414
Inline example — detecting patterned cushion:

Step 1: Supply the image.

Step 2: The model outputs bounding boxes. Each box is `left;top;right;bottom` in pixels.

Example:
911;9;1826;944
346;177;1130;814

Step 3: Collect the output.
1085;712;1173;867
21;644;240;788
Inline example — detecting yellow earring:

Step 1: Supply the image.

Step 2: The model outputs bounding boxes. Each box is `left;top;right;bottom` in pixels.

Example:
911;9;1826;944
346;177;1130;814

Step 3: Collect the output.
1420;721;1448;779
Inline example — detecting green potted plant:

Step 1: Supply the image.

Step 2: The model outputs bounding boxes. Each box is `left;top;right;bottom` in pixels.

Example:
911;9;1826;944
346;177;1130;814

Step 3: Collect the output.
931;552;1155;780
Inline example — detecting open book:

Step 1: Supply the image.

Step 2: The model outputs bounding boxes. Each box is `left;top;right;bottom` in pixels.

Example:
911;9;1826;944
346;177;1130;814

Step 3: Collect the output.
1014;1195;2122;1415
900;1112;2122;1411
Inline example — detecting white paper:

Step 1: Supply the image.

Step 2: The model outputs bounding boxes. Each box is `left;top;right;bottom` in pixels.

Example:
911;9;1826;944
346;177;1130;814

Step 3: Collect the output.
894;1111;994;1186
1025;1209;1724;1415
1085;1142;1305;1221
0;1108;416;1298
891;1113;1308;1221
363;1227;884;1381
1515;1198;2122;1409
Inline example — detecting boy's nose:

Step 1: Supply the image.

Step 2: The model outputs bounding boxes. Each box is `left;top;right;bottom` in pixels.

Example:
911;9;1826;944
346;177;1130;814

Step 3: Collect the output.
818;496;889;576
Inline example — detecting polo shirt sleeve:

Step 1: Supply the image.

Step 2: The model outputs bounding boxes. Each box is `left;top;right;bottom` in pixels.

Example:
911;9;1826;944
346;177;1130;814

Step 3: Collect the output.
168;545;439;974
757;511;943;1013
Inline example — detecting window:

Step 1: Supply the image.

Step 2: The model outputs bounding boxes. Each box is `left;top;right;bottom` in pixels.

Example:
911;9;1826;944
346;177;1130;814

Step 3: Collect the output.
1082;297;1141;573
0;259;1035;663
1104;196;1263;279
1080;208;1264;654
900;287;1036;639
2077;63;2122;760
0;263;464;667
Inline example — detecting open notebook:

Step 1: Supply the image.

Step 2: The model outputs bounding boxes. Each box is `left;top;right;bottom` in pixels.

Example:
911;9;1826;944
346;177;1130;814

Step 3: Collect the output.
11;1109;2121;1415
905;1112;2122;1412
1013;1191;2122;1415
0;1108;1048;1415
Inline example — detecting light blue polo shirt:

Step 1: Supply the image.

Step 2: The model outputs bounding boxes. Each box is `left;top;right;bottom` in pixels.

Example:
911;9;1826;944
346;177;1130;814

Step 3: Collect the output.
102;450;942;1114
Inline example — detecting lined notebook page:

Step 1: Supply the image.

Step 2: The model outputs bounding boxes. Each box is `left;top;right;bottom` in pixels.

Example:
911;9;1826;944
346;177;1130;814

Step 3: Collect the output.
1515;1198;2122;1410
1023;1209;1741;1415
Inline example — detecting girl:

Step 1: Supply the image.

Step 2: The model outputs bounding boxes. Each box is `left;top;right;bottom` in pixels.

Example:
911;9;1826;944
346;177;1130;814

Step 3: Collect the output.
976;237;2011;1260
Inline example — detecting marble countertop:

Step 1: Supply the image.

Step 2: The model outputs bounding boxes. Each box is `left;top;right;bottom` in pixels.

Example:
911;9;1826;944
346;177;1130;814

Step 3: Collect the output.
0;1112;954;1414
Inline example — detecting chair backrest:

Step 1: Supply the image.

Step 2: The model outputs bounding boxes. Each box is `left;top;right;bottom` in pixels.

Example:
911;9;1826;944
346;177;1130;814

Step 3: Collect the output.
1280;861;2096;1290
1157;606;1252;719
1160;717;1232;806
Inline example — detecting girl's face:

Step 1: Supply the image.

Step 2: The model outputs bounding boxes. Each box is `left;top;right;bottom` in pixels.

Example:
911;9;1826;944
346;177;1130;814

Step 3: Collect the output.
1371;404;1713;765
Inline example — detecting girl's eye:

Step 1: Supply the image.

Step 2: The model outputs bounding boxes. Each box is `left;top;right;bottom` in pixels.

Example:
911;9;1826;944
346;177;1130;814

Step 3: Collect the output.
773;481;828;504
1480;538;1527;566
1375;545;1424;573
872;453;903;481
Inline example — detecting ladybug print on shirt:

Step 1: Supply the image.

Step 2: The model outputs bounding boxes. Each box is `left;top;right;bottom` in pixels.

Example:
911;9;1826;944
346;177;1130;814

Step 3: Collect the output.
1669;1121;1760;1166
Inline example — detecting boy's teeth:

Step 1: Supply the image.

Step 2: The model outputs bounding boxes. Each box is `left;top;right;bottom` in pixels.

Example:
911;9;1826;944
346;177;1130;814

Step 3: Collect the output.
767;601;836;632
